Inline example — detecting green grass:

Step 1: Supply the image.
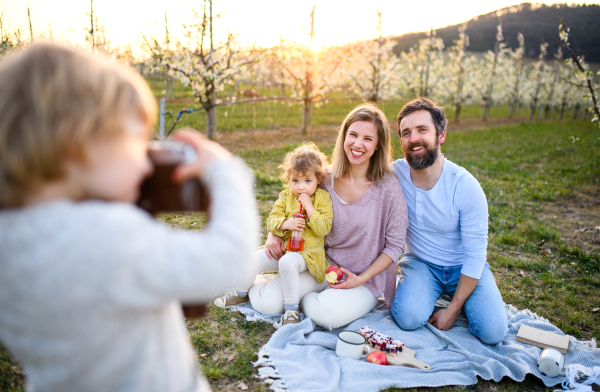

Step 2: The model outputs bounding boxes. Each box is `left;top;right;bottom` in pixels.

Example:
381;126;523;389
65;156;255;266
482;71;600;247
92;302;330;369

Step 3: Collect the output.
161;99;555;134
147;77;581;135
1;121;599;391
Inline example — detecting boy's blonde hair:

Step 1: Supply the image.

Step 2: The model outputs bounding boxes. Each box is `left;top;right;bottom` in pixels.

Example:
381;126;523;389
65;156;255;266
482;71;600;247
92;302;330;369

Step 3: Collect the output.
0;43;156;208
279;142;329;184
331;102;393;184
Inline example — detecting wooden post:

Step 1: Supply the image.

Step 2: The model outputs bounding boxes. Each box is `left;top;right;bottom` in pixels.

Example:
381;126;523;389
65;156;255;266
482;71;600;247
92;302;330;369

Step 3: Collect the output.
207;0;217;140
159;98;166;139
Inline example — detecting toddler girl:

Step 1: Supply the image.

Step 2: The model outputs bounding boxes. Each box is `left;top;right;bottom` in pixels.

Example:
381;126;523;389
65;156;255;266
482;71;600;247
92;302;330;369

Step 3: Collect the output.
215;143;333;325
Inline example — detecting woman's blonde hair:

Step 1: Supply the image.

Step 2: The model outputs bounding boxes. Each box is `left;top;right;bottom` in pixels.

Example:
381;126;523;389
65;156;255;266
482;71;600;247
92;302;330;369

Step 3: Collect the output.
330;102;393;184
0;43;156;208
279;142;329;184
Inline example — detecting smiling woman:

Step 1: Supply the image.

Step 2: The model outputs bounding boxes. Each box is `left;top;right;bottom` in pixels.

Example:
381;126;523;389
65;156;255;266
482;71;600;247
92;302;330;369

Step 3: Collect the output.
300;103;409;329
343;121;379;171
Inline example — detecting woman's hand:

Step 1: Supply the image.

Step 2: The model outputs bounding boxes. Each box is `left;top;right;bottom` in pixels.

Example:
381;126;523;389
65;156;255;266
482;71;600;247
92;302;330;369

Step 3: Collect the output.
264;232;286;260
328;267;364;290
171;129;231;183
328;254;393;290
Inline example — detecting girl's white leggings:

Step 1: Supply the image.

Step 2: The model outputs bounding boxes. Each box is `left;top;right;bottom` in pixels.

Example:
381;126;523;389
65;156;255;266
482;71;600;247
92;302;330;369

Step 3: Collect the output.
241;250;377;329
237;249;325;308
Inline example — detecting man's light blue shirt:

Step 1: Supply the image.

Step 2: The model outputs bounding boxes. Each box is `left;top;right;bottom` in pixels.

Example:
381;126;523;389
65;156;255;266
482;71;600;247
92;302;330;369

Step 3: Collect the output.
392;157;488;279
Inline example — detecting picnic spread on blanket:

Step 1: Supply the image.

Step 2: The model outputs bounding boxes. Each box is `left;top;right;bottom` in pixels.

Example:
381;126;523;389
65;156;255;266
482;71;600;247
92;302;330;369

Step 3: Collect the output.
230;299;600;392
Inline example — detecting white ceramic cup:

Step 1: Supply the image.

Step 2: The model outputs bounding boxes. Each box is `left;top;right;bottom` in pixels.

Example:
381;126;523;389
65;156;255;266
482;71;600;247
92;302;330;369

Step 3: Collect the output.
537;347;565;377
335;331;371;360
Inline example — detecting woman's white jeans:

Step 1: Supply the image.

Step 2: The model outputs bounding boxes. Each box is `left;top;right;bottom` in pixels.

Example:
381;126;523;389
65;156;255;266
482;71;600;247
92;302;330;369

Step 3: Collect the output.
237;249;327;311
241;250;377;329
301;285;377;330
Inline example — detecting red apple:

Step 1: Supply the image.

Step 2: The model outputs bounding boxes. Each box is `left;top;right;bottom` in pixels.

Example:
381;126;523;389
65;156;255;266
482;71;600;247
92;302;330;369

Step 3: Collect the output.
325;265;343;283
366;350;387;365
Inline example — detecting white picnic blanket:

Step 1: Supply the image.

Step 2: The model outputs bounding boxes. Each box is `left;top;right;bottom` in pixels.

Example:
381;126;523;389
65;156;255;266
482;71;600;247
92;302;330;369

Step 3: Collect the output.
230;300;600;392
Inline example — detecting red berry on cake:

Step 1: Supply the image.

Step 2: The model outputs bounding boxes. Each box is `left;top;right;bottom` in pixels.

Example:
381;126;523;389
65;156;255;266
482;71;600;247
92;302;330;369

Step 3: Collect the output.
356;326;404;356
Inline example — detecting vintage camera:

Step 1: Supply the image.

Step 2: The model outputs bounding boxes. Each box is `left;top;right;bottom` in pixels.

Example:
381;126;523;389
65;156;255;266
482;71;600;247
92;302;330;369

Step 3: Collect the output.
137;140;210;215
137;140;210;319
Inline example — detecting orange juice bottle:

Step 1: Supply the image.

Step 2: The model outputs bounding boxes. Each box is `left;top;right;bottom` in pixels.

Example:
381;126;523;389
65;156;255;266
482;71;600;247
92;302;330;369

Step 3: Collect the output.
286;213;306;252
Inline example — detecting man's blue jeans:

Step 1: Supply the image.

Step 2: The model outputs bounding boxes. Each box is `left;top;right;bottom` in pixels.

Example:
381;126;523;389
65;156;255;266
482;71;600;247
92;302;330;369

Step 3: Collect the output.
391;254;508;345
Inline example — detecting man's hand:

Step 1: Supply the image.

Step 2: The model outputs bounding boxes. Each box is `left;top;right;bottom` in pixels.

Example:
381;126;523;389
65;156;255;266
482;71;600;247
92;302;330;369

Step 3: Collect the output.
428;308;460;331
280;217;306;232
428;274;479;331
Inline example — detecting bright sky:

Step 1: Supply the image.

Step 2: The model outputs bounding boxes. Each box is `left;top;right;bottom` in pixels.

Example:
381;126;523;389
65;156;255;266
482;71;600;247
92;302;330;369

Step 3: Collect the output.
3;0;598;55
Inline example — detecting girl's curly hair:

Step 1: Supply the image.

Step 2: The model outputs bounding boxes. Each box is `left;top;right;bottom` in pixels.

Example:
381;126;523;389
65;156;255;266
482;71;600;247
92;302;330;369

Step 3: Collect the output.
279;142;329;184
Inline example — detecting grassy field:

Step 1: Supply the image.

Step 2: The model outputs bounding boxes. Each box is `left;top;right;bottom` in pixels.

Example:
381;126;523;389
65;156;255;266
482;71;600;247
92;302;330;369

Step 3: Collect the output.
1;120;599;391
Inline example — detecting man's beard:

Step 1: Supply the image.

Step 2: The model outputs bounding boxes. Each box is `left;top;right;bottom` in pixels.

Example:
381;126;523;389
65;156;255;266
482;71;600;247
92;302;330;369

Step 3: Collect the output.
402;140;439;170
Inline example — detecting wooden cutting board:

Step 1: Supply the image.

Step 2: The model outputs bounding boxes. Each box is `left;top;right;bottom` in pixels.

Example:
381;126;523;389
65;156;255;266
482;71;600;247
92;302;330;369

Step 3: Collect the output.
368;347;432;370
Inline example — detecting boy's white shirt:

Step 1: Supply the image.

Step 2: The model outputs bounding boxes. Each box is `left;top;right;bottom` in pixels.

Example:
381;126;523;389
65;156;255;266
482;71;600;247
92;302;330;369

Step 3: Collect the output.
0;157;259;392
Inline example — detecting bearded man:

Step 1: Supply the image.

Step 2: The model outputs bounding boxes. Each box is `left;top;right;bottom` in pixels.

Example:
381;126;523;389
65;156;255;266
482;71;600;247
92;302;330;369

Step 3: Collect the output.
390;97;507;345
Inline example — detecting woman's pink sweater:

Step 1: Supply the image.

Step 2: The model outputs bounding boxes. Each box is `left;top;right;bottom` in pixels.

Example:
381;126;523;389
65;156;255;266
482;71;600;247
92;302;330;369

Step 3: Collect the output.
320;172;408;307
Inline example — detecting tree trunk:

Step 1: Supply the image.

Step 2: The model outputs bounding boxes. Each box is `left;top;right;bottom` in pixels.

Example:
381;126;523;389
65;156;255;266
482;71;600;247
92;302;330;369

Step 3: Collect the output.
530;102;536;119
573;103;580;120
454;103;462;124
205;109;212;140
509;56;524;119
531;59;545;119
484;30;501;121
301;99;312;135
483;102;490;121
206;106;216;140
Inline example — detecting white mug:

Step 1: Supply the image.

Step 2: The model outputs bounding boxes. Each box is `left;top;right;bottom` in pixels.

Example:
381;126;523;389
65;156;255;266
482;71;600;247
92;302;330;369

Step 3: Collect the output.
335;331;371;360
537;347;565;377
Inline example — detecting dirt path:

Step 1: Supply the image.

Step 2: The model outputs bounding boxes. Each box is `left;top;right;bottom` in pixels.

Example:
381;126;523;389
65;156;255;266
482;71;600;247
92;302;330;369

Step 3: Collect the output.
540;186;600;254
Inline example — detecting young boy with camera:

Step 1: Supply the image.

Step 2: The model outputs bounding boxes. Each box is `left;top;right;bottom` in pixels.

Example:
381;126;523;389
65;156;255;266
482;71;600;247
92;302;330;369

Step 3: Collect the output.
0;43;258;391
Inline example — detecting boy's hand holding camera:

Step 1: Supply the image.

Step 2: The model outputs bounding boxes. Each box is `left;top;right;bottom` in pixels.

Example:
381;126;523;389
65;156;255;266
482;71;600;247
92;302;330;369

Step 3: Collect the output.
171;129;232;183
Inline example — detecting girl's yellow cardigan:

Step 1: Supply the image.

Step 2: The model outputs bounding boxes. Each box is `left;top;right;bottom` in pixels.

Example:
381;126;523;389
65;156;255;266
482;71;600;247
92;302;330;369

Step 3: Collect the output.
266;188;333;283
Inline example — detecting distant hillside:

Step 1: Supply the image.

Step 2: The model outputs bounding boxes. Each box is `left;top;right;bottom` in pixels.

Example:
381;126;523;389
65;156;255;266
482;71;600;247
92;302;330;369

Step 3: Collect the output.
390;3;600;61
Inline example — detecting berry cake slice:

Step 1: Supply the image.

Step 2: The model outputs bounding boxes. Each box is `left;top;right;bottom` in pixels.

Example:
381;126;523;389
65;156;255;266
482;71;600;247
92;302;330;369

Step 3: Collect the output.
357;326;404;356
